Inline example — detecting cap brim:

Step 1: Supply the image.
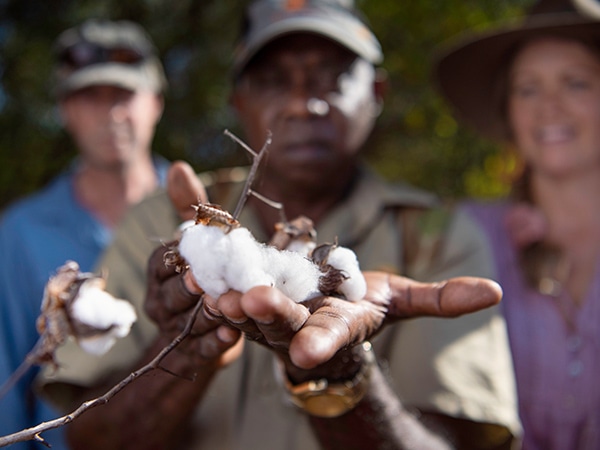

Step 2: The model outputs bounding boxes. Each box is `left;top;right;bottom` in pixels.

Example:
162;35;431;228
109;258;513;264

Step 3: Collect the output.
433;13;600;141
55;60;164;97
233;15;382;76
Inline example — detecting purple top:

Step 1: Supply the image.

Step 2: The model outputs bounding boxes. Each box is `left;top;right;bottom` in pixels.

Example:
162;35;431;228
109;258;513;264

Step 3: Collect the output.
462;200;600;450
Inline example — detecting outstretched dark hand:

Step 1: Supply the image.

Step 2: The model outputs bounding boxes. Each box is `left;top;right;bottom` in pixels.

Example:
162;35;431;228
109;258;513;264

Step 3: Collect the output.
197;271;501;381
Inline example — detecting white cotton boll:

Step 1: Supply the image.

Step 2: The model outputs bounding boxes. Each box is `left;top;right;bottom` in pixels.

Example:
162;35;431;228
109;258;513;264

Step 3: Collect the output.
78;334;124;356
326;246;367;301
70;280;137;355
179;224;232;298
224;228;275;293
179;222;325;302
267;248;322;302
71;281;137;333
285;239;316;257
174;219;196;240
178;219;196;232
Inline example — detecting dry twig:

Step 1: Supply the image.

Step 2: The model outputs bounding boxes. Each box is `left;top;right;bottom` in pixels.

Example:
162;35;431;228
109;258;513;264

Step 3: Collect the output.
0;297;204;448
225;128;272;219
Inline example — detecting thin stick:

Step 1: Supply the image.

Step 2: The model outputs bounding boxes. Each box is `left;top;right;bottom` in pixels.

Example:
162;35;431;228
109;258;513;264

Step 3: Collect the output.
249;189;283;211
0;352;35;401
223;129;258;157
226;129;272;219
249;190;287;224
0;296;205;448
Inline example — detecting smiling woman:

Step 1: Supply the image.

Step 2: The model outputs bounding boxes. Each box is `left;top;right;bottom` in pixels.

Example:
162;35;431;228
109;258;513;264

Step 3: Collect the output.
435;0;600;448
507;37;600;179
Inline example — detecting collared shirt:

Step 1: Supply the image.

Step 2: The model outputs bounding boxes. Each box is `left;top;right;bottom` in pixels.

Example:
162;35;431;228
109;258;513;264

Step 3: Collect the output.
40;166;521;449
0;156;169;450
462;200;600;450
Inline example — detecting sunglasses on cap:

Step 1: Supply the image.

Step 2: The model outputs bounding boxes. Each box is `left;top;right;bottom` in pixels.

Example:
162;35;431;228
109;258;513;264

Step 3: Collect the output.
58;42;146;69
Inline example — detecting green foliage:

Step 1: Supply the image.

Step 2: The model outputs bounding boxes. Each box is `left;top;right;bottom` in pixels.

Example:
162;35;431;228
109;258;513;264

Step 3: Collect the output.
0;0;531;210
359;0;528;200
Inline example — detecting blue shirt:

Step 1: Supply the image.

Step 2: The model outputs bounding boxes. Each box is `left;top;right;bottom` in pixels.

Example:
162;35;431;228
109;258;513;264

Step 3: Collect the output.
0;158;169;449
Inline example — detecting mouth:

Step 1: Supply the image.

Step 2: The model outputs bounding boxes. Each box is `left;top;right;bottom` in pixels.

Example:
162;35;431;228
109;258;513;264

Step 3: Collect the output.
283;140;332;163
536;125;575;145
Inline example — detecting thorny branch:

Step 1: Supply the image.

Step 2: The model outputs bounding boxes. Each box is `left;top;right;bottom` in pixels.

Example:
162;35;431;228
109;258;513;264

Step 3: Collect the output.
0;353;36;402
226;128;272;219
0;298;205;448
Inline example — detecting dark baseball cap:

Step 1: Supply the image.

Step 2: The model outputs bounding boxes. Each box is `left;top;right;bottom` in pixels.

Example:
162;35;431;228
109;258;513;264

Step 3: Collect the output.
53;19;168;97
233;0;383;76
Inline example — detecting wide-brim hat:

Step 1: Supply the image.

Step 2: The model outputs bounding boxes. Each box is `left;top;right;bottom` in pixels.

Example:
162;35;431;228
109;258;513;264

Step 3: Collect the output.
433;0;600;141
53;19;168;97
232;0;383;77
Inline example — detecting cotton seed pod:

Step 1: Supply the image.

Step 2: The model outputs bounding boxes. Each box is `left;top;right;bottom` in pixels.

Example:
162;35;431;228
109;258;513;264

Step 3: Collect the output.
35;261;137;366
311;242;367;302
269;215;317;255
192;202;240;231
165;202;241;273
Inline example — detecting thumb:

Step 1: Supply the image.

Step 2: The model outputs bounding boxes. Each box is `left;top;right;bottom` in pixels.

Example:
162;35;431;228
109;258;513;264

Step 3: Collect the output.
167;160;208;221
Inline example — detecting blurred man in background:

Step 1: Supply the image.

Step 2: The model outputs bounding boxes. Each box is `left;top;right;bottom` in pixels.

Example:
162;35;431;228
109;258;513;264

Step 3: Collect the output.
0;18;169;449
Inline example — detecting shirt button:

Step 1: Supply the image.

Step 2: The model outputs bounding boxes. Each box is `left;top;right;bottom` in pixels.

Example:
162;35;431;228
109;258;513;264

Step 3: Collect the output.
567;335;582;352
568;360;584;377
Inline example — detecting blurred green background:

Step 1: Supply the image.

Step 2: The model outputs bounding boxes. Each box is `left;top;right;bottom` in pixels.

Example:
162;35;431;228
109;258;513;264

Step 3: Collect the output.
0;0;531;211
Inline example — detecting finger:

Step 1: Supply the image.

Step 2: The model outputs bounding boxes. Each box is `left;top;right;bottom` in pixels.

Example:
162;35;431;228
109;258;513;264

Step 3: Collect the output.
202;290;263;340
167;160;208;221
205;290;247;324
146;289;202;334
240;286;311;348
382;272;503;319
165;274;204;314
183;269;204;295
148;244;180;283
175;325;243;367
217;332;245;367
288;297;382;369
144;248;200;324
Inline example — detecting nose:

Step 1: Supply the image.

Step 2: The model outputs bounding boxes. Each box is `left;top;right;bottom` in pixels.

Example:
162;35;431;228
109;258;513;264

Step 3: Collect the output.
538;88;564;118
109;99;129;123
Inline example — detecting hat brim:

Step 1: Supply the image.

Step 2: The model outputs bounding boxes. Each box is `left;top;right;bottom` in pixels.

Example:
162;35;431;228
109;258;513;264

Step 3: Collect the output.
55;59;165;97
233;15;382;76
433;13;600;141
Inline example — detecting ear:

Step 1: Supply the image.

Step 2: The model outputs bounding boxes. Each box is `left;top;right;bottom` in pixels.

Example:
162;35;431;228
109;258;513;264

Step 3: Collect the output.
153;94;165;123
229;87;243;116
57;100;71;130
373;68;389;110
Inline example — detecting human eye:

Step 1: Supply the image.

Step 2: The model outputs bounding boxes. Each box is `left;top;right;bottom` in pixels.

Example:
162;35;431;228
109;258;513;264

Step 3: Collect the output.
314;60;352;93
510;82;538;99
565;76;591;91
248;69;288;95
116;88;134;102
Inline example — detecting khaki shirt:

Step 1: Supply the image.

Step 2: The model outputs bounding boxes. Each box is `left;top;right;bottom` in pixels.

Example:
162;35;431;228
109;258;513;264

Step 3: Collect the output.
39;167;521;449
